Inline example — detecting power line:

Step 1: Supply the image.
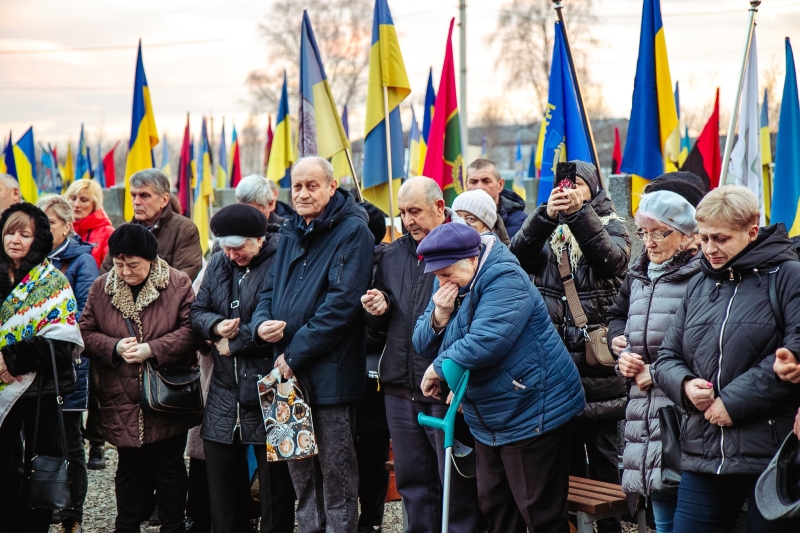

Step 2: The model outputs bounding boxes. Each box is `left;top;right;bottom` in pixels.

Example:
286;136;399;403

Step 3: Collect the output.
0;38;225;55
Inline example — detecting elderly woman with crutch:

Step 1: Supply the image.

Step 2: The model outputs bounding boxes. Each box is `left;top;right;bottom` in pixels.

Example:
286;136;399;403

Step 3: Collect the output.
412;222;585;533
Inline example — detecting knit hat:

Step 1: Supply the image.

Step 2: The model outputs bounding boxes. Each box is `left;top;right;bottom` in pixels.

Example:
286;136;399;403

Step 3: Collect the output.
417;223;481;273
657;170;709;194
211;203;267;238
451;189;497;229
571;160;599;197
637;190;698;236
108;224;158;261
644;177;705;208
359;202;387;245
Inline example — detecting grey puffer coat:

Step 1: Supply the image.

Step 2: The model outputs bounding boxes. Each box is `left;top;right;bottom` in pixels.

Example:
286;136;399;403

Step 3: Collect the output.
607;250;701;497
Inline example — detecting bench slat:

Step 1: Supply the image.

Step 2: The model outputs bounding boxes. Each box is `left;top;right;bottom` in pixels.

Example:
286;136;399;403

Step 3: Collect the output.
568;487;623;505
569;480;625;499
569;476;626;493
567;494;612;515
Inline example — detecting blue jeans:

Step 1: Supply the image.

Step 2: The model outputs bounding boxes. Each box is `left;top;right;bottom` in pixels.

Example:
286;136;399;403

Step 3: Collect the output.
673;471;800;533
650;491;677;533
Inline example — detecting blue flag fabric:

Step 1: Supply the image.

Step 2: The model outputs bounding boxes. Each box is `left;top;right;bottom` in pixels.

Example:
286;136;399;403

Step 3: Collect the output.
772;38;800;236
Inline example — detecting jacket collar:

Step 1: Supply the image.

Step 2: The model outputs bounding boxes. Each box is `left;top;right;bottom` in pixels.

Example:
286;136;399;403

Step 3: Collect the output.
700;224;797;279
630;248;701;282
134;205;173;235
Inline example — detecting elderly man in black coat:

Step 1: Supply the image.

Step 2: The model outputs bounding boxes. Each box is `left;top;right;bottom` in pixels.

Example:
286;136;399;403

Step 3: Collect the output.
253;156;374;533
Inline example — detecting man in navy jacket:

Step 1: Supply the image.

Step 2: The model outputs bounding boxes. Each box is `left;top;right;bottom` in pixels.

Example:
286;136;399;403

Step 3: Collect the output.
253;156;374;533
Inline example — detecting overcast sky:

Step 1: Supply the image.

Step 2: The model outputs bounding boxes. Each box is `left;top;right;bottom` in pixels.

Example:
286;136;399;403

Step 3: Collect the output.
1;0;799;151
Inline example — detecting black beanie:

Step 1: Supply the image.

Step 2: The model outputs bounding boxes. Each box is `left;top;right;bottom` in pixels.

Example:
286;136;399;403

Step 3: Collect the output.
108;224;158;261
656;171;709;194
570;160;599;197
211;204;268;238
359;202;386;245
646;175;706;207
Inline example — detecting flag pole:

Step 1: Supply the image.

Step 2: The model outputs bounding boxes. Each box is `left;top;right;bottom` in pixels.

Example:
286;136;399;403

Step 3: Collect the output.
552;1;603;189
720;1;760;186
344;148;363;203
382;86;397;241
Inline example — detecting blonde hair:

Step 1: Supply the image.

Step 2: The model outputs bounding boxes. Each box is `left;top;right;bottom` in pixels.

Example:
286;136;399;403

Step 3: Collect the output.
695;185;759;232
37;195;74;225
65;179;104;212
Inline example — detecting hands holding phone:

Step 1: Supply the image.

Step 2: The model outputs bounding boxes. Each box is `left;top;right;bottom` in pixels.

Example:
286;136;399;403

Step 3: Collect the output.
546;186;583;219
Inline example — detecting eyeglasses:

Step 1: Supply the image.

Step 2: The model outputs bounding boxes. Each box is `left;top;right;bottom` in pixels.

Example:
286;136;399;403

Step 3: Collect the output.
635;229;674;242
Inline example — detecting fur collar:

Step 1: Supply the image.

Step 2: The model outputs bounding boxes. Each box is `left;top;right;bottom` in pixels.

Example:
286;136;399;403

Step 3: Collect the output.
104;257;170;339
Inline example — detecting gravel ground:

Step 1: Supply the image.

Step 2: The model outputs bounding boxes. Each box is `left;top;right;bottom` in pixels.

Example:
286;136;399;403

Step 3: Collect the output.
50;446;649;533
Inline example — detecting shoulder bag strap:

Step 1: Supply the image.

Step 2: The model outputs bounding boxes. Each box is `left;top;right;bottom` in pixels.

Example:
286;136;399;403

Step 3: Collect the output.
230;265;241;320
559;248;589;331
46;339;70;462
124;318;138;342
31;362;45;456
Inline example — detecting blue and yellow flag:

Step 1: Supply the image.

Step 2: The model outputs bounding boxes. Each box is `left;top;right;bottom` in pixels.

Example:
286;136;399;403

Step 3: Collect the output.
771;38;800;236
298;11;350;160
362;0;410;215
217;122;228;189
95;143;106;188
621;0;680;213
61;143;74;193
12;128;38;203
123;41;159;221
761;89;772;221
194;118;214;254
419;69;436;176
267;71;295;188
536;21;592;204
76;124;91;181
332;106;352;184
407;105;421;179
1;132;15;177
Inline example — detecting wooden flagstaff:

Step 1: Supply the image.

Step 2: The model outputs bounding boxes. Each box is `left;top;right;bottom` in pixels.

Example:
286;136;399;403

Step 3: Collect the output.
552;0;604;189
720;1;761;185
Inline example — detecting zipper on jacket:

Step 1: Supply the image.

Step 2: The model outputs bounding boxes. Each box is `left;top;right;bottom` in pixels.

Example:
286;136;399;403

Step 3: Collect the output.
233;356;242;440
639;278;658;493
466;396;496;446
407;257;422;390
715;275;740;475
337;253;346;284
375;345;386;392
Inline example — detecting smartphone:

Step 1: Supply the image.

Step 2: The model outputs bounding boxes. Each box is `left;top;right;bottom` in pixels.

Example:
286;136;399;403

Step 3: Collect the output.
554;162;577;190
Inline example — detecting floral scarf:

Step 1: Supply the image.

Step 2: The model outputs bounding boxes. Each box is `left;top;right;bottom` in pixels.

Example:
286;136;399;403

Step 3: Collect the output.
550;213;623;271
0;260;84;426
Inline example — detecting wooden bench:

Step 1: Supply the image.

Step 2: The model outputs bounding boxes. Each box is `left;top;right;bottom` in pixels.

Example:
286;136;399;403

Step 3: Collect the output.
569;476;646;533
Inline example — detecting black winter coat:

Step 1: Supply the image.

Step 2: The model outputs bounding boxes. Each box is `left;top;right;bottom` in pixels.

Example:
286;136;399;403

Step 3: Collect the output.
252;189;374;405
498;189;527;238
364;233;443;401
652;225;800;475
190;233;279;445
510;189;631;420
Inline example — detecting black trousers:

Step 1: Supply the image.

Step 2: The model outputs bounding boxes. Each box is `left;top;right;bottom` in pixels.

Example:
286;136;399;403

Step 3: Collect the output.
0;395;64;533
114;432;189;533
186;458;212;533
569;417;622;533
58;411;88;525
355;429;390;528
475;423;572;533
204;439;296;533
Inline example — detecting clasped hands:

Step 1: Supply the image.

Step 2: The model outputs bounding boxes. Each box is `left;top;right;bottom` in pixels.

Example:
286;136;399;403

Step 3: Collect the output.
214;318;240;356
115;338;152;364
617;349;653;392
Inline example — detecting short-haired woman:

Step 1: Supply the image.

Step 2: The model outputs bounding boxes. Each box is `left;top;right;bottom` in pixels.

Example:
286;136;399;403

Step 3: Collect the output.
36;195;100;533
66;179;115;267
652;186;800;532
0;203;84;532
605;191;701;533
79;224;200;533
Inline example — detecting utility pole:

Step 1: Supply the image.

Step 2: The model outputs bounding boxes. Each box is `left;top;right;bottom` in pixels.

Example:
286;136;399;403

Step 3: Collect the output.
459;0;468;156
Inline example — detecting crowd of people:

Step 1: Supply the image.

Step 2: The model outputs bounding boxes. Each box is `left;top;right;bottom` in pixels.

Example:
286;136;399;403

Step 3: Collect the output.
0;154;799;533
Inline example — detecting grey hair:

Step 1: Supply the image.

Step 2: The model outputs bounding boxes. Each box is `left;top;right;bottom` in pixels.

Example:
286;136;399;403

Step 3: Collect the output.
398;176;443;206
236;175;273;208
36;195;75;226
0;174;20;192
130;168;171;196
216;235;262;249
292;156;334;184
266;178;279;195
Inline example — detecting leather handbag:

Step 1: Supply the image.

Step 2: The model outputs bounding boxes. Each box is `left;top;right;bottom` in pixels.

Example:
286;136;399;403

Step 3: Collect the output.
125;318;204;415
28;339;76;510
557;249;616;368
658;404;683;488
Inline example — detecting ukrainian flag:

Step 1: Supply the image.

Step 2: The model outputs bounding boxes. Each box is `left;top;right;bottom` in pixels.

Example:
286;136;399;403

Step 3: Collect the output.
76;124;91;180
267;71;294;188
123;40;159;221
298;11;350;160
2;132;16;177
61;143;74;193
407;105;421;179
11;128;38;203
331;105;352;183
419;69;435;176
761;89;772;221
193;118;214;254
772;38;800;236
362;0;410;215
217;122;227;189
621;0;680;213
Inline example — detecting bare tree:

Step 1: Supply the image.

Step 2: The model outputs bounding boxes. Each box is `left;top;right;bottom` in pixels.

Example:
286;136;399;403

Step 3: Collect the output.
239;115;264;176
761;53;782;132
489;0;598;116
476;98;510;158
247;0;372;115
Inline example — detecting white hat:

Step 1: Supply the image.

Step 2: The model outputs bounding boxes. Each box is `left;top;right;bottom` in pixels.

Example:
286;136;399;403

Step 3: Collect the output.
452;189;497;229
638;190;698;235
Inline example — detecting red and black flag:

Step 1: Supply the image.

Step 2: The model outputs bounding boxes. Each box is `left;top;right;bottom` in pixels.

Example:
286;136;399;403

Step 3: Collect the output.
176;114;193;217
682;89;721;191
612;127;622;174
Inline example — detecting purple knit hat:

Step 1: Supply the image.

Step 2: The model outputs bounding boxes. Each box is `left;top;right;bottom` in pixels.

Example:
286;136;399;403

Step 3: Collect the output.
417;223;481;273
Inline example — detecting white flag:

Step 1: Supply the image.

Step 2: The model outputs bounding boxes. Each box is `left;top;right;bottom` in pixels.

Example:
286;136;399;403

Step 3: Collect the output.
728;29;765;224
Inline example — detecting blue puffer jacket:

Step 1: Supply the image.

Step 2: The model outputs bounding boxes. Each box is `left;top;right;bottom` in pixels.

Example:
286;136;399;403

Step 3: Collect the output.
49;237;100;411
413;237;585;446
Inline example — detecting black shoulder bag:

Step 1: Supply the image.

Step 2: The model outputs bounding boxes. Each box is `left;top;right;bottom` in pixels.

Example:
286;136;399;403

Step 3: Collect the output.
28;339;77;509
124;318;203;415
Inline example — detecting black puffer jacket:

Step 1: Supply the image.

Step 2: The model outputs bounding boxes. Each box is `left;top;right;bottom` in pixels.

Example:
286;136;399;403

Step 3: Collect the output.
364;233;442;402
652;224;800;475
510;189;631;419
498;189;527;238
190;233;279;445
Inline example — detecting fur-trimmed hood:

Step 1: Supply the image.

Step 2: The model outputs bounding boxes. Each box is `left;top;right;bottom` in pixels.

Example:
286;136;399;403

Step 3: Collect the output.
0;202;54;301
